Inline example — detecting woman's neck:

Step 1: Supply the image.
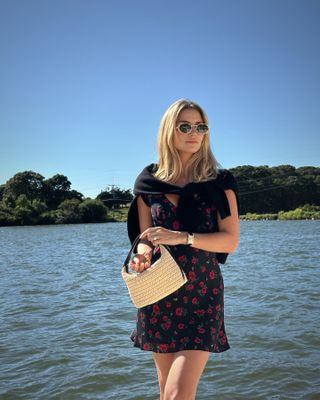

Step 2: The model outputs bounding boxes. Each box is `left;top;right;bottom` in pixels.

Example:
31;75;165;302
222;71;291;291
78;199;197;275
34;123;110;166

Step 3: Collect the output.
178;151;192;169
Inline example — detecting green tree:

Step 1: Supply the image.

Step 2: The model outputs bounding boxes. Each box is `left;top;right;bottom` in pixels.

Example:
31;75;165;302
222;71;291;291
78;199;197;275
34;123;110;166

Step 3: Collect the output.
3;171;45;203
13;194;38;225
79;199;108;222
0;184;5;201
53;198;82;224
0;201;15;226
43;174;83;209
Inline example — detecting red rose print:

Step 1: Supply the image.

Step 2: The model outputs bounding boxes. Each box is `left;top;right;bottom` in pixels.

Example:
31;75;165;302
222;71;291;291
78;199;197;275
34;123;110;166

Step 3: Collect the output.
187;284;194;291
209;271;215;280
143;343;151;350
155;331;161;339
159;344;168;352
195;337;201;344
164;321;171;329
207;307;213;315
153;304;160;314
195;309;205;316
201;265;206;272
151;317;157;324
188;271;196;281
178;323;185;329
192;257;198;265
215;304;221;312
172;221;180;230
175;307;183;316
213;288;219;295
148;329;153;336
192;297;199;305
183;296;188;303
165;302;172;308
170;342;176;349
214;344;220;352
198;327;206;334
201;287;207;294
140;313;145;320
199;281;205;288
162;315;168;321
178;255;186;262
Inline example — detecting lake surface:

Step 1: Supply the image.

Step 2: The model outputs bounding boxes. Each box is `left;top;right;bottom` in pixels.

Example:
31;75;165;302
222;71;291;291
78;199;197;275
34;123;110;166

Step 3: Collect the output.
0;221;319;400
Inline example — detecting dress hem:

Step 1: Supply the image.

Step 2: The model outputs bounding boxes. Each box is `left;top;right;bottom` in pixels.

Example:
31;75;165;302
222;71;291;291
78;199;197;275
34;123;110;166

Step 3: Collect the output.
132;342;231;354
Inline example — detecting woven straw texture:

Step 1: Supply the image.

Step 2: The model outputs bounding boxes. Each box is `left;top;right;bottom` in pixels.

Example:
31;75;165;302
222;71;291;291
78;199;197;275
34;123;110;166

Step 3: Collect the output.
122;245;188;308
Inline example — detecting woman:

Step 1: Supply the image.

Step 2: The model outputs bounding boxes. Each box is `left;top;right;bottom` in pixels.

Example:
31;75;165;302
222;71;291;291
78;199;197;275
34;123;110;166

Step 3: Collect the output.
126;99;240;400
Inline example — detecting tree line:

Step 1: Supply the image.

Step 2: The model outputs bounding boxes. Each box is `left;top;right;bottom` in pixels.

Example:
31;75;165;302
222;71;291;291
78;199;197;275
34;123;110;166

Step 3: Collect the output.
0;172;133;226
231;164;319;214
0;164;319;226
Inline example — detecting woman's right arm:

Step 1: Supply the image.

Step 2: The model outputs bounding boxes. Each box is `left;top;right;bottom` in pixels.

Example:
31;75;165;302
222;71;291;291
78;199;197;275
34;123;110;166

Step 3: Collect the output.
130;195;154;272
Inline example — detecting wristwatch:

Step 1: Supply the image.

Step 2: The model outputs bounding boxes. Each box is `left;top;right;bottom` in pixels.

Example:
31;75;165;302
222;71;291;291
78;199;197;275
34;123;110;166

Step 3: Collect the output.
186;232;194;246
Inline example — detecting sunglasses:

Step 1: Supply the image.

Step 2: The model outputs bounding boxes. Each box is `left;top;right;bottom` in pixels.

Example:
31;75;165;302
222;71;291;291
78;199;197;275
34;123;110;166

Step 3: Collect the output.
176;122;209;135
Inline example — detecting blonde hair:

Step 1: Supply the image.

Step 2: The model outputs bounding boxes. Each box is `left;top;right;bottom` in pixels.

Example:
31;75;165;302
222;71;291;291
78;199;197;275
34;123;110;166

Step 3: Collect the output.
154;99;221;183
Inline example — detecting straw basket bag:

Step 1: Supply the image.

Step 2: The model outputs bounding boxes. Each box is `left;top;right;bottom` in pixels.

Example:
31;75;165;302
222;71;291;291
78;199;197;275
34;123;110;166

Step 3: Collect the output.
121;235;188;308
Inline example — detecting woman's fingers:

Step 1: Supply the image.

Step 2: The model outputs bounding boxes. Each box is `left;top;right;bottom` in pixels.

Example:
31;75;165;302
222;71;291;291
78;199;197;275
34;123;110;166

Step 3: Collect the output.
130;253;150;272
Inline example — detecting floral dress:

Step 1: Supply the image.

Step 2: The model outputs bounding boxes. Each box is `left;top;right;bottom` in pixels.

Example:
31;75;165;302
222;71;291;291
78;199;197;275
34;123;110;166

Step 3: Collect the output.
130;193;230;353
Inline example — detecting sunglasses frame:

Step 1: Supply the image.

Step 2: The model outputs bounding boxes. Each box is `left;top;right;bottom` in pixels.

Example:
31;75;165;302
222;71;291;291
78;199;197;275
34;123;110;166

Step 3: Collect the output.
176;122;209;135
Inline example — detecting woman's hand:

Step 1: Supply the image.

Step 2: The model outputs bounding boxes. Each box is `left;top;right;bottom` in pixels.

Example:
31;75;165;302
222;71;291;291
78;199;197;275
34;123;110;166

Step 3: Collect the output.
129;251;152;273
141;226;187;246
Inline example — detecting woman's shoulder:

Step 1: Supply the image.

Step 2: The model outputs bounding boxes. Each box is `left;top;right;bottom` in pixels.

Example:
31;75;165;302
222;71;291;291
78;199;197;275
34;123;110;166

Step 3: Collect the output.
215;168;239;192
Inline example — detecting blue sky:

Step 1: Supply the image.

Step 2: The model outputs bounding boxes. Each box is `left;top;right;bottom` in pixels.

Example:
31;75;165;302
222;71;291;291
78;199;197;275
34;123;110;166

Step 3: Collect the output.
0;0;319;198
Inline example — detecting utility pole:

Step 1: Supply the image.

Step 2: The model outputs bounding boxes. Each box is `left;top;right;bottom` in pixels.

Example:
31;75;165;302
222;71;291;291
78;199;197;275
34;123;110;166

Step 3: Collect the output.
108;184;116;219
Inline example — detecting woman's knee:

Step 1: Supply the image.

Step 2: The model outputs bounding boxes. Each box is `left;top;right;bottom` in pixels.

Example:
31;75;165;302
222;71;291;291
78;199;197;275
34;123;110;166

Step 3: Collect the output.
164;383;196;400
153;353;175;395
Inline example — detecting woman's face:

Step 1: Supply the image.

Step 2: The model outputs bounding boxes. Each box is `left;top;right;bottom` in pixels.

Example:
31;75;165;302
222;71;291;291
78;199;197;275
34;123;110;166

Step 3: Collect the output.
173;108;205;156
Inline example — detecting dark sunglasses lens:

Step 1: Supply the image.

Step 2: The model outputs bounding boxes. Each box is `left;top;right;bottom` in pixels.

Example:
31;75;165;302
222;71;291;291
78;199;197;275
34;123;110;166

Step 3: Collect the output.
178;123;192;133
196;124;208;134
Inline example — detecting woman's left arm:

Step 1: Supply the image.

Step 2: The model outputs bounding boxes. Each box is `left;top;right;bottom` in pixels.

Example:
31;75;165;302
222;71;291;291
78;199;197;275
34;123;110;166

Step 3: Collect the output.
141;190;240;254
191;189;240;253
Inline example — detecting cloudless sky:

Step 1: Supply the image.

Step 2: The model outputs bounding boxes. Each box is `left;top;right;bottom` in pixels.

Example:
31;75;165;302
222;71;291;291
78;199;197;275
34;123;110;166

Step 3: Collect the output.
0;0;319;198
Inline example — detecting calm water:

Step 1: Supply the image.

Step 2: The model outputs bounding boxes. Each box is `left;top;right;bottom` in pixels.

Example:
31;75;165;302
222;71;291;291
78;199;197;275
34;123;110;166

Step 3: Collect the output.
0;221;319;400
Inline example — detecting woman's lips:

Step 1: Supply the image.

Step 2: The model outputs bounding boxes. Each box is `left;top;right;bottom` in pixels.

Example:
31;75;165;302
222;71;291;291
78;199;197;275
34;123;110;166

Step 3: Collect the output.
186;141;198;144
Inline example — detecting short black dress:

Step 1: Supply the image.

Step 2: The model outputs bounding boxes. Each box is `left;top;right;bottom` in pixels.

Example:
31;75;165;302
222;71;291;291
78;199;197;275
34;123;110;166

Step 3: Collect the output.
130;192;230;353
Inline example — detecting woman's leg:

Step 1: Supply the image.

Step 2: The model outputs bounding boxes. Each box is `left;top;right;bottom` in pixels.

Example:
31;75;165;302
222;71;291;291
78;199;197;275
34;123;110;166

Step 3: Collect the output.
163;350;210;400
152;352;175;400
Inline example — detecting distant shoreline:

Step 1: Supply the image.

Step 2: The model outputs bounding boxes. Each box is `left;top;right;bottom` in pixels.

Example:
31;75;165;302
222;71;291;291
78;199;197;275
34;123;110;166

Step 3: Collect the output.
1;207;319;227
106;207;320;222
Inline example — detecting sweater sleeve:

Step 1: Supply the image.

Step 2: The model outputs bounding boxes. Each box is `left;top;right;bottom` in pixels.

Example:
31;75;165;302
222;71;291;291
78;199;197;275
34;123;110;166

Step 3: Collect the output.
216;169;240;218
